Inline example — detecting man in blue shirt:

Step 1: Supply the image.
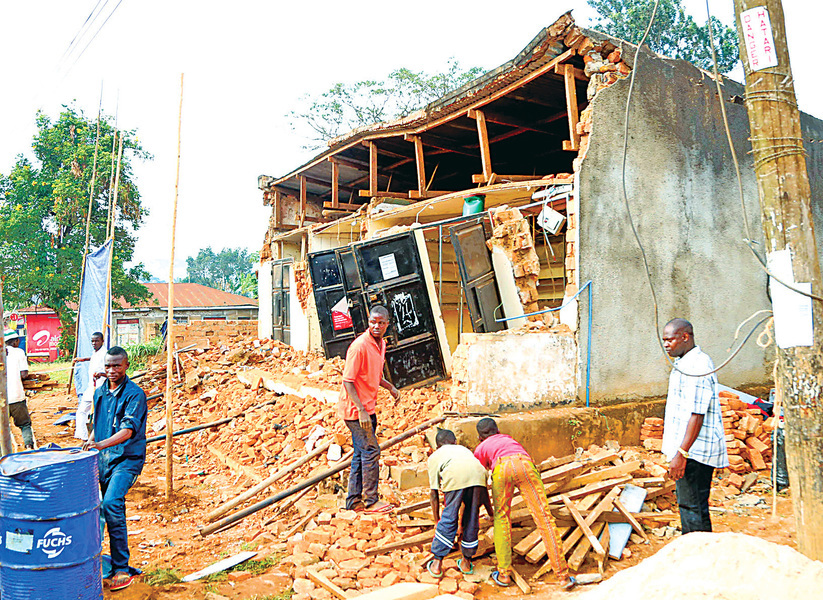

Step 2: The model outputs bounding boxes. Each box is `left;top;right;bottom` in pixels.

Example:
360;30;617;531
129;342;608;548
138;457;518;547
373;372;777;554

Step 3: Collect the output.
83;346;147;591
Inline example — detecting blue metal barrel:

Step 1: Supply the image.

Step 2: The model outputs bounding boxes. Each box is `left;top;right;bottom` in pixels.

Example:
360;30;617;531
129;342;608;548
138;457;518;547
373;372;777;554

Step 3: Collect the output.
0;448;102;600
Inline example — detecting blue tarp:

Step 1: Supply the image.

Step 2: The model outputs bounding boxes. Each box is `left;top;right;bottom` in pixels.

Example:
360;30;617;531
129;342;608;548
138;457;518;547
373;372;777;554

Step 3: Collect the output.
73;240;112;396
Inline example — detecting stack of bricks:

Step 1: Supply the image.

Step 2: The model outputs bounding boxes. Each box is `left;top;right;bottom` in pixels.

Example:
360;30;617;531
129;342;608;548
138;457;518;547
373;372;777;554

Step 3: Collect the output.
488;206;552;323
640;417;664;452
719;391;775;488
294;261;312;311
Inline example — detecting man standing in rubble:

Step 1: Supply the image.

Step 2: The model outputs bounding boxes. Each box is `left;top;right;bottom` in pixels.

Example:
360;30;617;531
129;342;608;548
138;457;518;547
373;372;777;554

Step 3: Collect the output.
83;346;147;591
73;331;106;441
338;305;400;513
661;318;728;533
4;330;34;449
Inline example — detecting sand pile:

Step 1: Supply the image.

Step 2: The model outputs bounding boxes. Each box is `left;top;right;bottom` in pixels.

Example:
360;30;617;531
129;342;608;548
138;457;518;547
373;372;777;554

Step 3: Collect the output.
576;532;823;600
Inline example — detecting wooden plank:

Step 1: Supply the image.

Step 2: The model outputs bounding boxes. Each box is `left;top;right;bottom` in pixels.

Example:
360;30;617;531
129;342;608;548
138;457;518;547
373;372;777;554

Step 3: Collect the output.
410;135;426;195
568;521;605;571
299;175;307;227
548;475;632;505
561;487;620;556
307;568;348;600
561;63;580;152
613;499;650;542
564;461;642;490
553;62;587;81
598;521;610;575
368;141;378;197
525;493;599;564
561;495;606;559
273;190;281;228
537;454;576;472
471;173;550;184
541;461;585;484
397;519;435;528
358;190;409;199
645;481;676;500
633;477;666;488
511;567;531;594
396;499;430;515
408;190;449;199
330;158;339;208
322;201;363;210
513;527;541;556
474;109;492;181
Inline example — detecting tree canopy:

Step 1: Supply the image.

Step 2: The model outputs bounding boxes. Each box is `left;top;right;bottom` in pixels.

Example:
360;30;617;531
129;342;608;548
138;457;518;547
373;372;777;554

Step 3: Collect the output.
289;59;484;148
0;106;151;326
183;247;258;299
587;0;740;73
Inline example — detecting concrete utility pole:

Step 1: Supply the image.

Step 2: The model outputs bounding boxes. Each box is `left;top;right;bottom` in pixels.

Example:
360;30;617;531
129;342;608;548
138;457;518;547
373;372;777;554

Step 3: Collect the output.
0;281;13;455
733;0;823;559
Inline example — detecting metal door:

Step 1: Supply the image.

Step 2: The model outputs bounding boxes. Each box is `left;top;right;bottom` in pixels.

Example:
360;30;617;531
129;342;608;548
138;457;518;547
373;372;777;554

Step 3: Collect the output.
350;232;447;389
272;259;291;344
450;220;506;333
308;250;356;358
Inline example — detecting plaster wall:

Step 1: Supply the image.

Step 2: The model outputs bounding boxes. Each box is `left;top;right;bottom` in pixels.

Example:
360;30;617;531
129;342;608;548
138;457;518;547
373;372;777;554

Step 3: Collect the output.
460;330;577;413
578;54;823;401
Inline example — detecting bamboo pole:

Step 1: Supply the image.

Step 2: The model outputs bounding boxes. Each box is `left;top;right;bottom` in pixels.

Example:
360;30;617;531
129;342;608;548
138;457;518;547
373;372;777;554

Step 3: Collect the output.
733;0;823;559
108;134;124;240
205;442;331;523
199;415;446;537
67;94;103;393
106;130;117;229
0;280;13;456
166;74;184;499
100;135;123;344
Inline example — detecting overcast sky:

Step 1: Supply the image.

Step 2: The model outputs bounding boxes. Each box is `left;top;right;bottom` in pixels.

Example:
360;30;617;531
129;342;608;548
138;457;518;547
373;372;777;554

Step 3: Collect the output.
1;1;820;281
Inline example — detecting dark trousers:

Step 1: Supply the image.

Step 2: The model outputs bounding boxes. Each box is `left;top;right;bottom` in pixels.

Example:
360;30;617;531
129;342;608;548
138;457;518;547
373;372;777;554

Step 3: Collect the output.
431;486;483;559
676;458;715;534
99;456;144;573
344;414;379;509
9;401;33;448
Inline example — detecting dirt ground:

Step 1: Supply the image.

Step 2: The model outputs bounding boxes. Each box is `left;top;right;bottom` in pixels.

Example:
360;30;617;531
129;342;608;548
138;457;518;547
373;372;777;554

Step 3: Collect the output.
18;386;798;600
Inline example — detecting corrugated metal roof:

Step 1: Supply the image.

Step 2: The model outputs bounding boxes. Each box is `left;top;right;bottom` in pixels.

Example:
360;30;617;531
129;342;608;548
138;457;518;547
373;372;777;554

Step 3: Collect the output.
119;283;258;309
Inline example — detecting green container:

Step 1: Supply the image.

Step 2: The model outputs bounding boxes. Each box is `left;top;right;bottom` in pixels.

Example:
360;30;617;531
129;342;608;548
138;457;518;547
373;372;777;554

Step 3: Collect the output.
462;195;485;216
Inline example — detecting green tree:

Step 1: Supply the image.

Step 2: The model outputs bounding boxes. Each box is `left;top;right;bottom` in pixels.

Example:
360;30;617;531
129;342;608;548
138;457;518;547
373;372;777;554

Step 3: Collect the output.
289;59;484;147
0;105;151;343
183;247;258;299
588;0;739;73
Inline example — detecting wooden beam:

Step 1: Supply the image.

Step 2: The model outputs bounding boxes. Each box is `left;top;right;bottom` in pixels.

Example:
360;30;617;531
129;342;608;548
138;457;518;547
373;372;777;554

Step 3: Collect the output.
273;190;281;228
299;175;307;228
368;141;378;197
411;135;426;195
471;174;548;184
472;109;492;182
358;190;409;199
561;63;580;152
409;190;450;200
322;201;363;210
554;62;587;82
410;49;575;135
330;158;339;209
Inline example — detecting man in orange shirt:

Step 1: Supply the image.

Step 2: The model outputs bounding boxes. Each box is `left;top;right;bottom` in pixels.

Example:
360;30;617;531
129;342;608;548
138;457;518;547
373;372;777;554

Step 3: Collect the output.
338;305;399;512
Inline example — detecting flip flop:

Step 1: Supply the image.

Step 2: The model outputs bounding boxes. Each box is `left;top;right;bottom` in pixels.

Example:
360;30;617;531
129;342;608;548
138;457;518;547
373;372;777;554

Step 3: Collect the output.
426;559;444;579
110;572;134;591
457;558;474;575
491;570;510;588
365;501;395;514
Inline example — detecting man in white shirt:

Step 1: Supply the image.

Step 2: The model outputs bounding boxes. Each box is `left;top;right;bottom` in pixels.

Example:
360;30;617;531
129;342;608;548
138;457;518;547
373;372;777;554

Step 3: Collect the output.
661;318;729;533
72;331;106;440
4;330;33;449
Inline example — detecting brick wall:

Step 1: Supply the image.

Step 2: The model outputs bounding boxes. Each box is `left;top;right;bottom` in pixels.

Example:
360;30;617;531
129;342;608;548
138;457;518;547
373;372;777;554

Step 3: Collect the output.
171;320;259;349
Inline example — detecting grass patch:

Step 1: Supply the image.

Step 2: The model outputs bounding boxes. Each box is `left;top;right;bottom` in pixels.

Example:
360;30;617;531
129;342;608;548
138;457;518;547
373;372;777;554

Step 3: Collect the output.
29;360;73;386
144;566;182;586
125;337;163;373
232;554;282;576
248;591;294;600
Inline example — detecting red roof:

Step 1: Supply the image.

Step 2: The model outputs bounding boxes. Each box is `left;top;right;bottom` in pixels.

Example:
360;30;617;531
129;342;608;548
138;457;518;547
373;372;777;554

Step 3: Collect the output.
118;283;258;310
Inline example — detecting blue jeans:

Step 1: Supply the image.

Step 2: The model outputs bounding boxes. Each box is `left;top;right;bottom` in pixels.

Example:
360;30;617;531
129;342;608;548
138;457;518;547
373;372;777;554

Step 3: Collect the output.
431;486;483;559
99;455;144;574
345;414;379;509
676;459;714;534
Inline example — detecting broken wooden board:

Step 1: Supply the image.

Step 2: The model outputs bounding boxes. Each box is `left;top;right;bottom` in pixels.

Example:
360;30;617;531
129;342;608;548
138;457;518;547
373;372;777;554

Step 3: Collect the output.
608;484;647;559
307;568;349;600
208;445;264;484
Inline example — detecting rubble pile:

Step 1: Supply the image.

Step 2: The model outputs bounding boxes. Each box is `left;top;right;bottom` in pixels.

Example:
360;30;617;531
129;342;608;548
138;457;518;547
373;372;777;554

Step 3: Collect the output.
640;390;776;490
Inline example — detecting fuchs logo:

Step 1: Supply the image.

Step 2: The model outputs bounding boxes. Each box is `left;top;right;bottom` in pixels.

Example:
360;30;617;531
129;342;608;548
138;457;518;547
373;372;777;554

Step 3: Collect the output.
36;527;72;559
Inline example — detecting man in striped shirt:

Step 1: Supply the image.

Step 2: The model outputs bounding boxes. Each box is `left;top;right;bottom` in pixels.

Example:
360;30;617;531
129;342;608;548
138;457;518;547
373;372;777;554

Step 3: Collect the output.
661;318;729;533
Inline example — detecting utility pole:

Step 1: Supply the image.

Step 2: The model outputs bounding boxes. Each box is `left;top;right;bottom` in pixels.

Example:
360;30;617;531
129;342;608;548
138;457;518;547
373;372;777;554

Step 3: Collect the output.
0;280;13;455
733;0;823;559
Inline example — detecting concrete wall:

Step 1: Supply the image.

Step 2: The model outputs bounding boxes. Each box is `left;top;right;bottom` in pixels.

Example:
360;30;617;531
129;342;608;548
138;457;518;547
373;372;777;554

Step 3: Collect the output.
578;55;771;401
171;319;258;349
802;111;823;265
258;260;273;340
456;330;577;413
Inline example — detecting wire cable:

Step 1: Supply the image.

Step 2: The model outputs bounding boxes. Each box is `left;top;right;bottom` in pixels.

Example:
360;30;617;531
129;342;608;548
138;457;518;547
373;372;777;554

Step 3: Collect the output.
62;0;126;78
704;0;823;303
619;0;772;377
57;0;108;66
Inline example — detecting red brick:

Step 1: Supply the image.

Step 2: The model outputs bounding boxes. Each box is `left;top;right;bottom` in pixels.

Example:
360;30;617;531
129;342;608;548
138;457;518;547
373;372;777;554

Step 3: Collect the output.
381;572;401;587
459;581;480;594
338;558;370;571
440;578;459;594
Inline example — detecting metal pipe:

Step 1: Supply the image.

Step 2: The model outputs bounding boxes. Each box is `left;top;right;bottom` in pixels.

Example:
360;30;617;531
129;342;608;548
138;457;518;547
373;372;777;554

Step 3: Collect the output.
199;415;447;536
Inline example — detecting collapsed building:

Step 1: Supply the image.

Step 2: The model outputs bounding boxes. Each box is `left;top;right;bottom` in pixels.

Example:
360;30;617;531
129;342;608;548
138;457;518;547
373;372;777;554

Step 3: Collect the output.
256;12;823;412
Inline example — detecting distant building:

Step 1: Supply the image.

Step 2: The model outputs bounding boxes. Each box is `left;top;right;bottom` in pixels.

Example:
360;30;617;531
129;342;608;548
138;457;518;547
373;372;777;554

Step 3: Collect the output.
112;283;258;346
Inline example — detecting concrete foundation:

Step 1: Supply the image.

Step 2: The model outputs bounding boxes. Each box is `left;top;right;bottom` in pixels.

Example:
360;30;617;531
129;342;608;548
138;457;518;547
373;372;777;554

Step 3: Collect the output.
444;399;665;463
